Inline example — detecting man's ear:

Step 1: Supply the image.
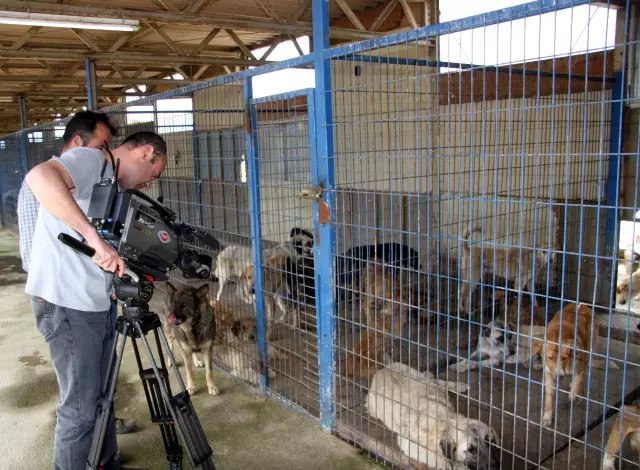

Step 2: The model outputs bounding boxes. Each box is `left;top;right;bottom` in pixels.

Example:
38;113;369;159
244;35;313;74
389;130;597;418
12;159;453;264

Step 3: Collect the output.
69;135;84;148
141;144;156;162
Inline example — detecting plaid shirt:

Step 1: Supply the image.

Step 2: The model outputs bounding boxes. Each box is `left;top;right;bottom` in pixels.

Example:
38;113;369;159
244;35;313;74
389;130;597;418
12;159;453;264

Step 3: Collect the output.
18;155;56;272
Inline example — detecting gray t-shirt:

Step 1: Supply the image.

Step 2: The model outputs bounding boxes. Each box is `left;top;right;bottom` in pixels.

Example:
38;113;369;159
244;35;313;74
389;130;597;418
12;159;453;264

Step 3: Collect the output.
25;147;114;312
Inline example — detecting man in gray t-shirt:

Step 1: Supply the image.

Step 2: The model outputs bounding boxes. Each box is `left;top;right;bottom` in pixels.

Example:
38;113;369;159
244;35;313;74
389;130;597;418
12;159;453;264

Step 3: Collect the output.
25;130;167;470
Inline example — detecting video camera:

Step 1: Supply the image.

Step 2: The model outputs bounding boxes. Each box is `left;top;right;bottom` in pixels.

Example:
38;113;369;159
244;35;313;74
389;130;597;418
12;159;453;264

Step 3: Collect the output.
58;153;221;301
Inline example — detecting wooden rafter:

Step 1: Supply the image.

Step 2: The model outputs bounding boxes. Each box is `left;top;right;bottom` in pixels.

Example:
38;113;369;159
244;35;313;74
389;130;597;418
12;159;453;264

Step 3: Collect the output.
183;0;213;14
225;29;257;61
148;22;184;55
195;28;221;54
150;0;179;12
398;0;419;29
71;29;102;52
332;0;366;31
254;0;281;21
371;0;399;31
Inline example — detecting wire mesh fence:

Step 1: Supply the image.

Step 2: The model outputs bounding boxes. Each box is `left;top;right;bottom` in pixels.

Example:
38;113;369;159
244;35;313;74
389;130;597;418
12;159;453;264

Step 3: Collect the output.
1;0;640;469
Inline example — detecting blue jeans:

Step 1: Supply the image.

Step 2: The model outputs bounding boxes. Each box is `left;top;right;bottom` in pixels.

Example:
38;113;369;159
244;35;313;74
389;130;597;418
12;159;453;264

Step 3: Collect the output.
32;296;118;470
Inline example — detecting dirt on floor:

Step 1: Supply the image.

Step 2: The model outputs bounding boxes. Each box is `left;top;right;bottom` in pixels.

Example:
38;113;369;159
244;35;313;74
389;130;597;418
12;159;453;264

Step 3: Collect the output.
0;230;383;470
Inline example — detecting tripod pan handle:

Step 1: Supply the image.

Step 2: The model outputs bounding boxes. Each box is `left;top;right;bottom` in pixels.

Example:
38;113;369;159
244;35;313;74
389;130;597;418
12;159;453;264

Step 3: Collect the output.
58;233;96;258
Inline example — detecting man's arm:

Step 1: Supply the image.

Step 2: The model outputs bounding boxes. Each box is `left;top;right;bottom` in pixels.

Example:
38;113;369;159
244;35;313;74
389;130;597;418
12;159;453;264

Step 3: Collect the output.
25;159;125;276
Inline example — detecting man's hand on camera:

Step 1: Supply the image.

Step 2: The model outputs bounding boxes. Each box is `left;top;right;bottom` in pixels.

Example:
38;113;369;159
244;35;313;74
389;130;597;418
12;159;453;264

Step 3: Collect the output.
85;231;126;277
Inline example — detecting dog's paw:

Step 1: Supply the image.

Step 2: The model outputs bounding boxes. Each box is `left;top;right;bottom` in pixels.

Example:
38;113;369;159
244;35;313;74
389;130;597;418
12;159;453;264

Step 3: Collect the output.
601;454;616;470
187;385;198;395
194;358;205;368
541;412;554;427
208;384;219;396
532;361;543;371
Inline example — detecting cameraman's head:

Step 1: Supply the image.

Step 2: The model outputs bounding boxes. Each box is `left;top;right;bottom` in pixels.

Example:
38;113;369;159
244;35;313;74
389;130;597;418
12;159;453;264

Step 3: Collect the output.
112;131;168;191
62;111;118;152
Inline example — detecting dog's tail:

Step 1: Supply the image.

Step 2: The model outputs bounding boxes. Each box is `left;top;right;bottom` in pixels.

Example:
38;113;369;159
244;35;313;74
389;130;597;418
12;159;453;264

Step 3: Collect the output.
461;225;483;246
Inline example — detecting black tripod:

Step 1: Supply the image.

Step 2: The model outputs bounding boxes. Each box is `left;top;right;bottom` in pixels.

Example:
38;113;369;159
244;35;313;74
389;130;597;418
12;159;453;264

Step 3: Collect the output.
86;270;215;470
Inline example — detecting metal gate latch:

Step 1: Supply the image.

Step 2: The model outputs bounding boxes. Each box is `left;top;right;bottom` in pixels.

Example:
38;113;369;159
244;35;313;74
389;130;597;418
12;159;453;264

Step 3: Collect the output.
299;186;324;201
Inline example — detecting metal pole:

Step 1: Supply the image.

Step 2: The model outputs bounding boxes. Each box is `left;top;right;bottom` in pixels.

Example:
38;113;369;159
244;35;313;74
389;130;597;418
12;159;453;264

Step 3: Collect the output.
312;0;336;434
85;58;98;110
18;96;29;180
244;76;269;393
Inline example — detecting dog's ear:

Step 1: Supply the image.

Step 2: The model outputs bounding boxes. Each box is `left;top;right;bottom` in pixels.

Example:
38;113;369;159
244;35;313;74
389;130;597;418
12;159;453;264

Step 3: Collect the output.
440;438;457;465
195;284;209;301
166;282;177;300
481;325;493;337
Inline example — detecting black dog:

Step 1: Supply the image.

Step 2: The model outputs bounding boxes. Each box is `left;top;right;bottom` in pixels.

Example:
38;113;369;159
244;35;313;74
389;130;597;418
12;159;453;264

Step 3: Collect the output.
335;242;422;300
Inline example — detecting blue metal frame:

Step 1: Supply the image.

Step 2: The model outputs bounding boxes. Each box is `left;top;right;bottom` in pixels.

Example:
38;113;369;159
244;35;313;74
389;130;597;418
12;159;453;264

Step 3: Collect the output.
604;72;625;307
312;0;336;434
244;76;270;393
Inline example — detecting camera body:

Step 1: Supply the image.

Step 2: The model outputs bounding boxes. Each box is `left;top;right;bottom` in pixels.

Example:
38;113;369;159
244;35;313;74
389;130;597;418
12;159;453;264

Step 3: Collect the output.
84;164;218;284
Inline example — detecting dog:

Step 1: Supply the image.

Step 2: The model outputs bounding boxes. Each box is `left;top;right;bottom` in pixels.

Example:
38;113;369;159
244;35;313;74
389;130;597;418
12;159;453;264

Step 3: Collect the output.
209;300;286;385
602;404;640;470
160;282;219;396
366;362;500;470
616;267;640;305
341;260;415;380
289;227;314;258
335;242;422;301
240;252;300;340
458;226;551;313
532;302;596;427
213;245;254;302
449;320;546;373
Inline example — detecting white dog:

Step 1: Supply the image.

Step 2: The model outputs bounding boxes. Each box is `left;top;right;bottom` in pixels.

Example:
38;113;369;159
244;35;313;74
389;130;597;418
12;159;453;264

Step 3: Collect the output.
366;362;500;470
213;245;254;302
449;320;545;373
458;225;552;313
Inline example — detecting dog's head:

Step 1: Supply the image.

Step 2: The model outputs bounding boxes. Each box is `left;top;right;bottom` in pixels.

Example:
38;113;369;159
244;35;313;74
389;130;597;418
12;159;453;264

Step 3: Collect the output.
230;318;258;342
240;264;256;297
290;227;314;257
442;419;501;470
616;278;631;304
166;282;209;327
480;321;515;357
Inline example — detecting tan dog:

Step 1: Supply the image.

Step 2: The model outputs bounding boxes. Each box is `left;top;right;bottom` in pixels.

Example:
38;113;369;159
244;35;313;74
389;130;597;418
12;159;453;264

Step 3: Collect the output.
532;303;596;427
602;404;640;470
459;226;551;314
208;299;286;384
240;253;298;340
616;267;640;305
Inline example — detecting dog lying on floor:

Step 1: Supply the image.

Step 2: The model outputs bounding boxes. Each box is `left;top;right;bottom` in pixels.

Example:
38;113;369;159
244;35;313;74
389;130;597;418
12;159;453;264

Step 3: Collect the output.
366;362;501;470
209;300;286;385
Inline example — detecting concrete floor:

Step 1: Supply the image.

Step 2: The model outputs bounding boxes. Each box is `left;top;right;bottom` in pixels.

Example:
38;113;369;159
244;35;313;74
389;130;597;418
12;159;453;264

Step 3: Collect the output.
0;230;383;470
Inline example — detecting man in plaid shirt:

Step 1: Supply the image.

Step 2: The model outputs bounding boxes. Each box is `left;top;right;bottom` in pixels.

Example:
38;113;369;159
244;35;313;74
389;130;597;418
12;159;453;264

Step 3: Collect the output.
17;111;142;468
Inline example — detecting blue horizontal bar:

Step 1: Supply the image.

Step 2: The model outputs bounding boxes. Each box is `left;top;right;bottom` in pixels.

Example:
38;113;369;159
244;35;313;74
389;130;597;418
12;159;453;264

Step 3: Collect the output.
324;0;594;59
101;54;316;113
340;54;616;84
250;88;315;105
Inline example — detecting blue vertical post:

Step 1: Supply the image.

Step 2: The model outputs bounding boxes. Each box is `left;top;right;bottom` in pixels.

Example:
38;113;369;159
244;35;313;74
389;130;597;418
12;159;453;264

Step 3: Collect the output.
604;72;624;307
312;0;336;433
191;93;203;225
244;76;269;393
85;58;97;111
18;96;29;180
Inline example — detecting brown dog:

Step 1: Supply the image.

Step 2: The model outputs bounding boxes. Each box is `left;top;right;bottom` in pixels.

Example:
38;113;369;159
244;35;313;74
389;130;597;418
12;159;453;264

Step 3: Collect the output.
602;404;640;470
532;302;596;427
341;261;412;380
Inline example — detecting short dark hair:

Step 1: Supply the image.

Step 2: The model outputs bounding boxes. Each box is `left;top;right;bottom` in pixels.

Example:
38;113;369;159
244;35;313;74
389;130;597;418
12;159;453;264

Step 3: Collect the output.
62;111;119;145
120;131;167;161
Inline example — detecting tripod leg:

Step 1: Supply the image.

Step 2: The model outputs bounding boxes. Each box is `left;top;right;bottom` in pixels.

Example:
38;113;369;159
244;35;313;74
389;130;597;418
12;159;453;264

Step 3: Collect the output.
85;319;130;470
133;322;215;470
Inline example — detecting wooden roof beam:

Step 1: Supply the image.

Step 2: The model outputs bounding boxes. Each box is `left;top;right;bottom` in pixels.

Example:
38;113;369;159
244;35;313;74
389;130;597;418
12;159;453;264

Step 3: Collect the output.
0;0;380;41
